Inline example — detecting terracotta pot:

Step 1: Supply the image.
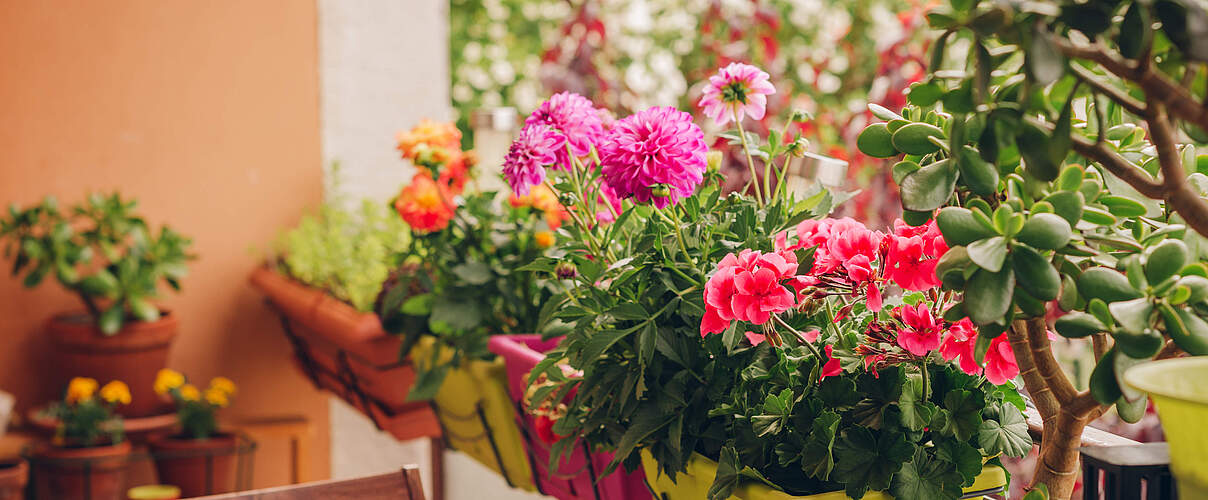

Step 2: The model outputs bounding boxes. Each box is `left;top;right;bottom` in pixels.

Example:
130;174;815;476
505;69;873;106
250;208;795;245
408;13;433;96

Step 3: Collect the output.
48;311;178;418
148;433;238;497
0;458;28;500
30;440;131;500
249;268;440;440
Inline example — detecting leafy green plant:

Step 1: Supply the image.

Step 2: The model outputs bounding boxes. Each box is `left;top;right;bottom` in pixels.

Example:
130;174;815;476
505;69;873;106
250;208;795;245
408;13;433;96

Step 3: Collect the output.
0;193;193;334
274;198;409;312
854;0;1208;495
375;190;560;400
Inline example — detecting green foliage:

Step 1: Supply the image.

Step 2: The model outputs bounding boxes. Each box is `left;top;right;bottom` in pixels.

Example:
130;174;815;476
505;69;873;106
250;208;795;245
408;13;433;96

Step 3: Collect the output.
0;193;193;334
375;191;558;400
857;0;1208;433
275;198;409;312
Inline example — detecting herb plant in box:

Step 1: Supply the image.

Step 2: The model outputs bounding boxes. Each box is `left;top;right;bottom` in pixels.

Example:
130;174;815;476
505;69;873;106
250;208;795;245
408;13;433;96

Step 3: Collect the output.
147;370;240;497
1;193;192;417
514;64;1027;499
30;377;131;500
853;0;1208;495
373;119;560;489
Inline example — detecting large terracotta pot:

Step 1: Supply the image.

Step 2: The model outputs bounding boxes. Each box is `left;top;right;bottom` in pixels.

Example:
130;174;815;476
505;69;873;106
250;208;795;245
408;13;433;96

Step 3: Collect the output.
148;433;238;497
0;458;27;500
30;440;131;500
48;312;177;418
248;268;440;441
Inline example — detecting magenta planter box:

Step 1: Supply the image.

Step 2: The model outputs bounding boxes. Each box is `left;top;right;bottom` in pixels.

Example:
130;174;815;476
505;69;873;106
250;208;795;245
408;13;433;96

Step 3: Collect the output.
488;334;651;500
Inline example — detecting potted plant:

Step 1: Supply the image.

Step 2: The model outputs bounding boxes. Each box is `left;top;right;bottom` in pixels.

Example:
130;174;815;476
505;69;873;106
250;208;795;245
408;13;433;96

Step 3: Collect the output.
29;377;131;500
849;0;1208;496
372;119;565;489
248;170;438;441
147;369;240;497
0;193;193;417
0;458;27;500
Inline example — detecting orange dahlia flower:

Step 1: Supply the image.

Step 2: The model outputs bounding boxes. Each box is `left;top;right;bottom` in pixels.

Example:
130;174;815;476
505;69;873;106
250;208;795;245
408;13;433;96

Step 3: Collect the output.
396;119;462;161
395;173;455;233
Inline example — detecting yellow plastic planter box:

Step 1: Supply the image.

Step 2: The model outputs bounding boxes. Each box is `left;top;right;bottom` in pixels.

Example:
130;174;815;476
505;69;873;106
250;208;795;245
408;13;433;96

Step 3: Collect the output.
411;337;535;491
640;449;1006;499
1125;356;1208;500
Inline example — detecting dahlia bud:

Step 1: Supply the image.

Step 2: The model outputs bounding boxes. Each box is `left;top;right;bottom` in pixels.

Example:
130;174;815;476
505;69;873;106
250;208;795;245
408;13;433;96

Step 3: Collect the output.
558;192;578;207
789;108;813;123
554;262;577;279
649;184;672;198
726;192;744;205
787;137;809;157
706;151;723;174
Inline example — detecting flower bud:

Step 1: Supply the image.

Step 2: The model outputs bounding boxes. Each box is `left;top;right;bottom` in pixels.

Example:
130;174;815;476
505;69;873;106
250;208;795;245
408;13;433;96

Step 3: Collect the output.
706;150;723;173
554;262;578;279
787;137;810;157
726;192;744;205
789;108;813;123
558;192;578;207
649;184;672;198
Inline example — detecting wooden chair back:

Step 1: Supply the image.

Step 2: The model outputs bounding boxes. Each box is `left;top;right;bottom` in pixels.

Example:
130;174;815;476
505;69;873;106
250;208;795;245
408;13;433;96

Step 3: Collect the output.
194;465;425;500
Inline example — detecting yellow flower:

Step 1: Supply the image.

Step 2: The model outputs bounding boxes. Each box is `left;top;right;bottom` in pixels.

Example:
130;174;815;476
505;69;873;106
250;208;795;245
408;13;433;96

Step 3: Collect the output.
154;369;186;395
208;376;237;396
535;231;555;248
179;384;201;402
99;381;132;405
65;377;98;404
204;387;229;408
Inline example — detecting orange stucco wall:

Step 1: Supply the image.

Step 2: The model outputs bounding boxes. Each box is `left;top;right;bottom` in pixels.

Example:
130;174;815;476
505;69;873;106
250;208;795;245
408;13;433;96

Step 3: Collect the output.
0;1;330;486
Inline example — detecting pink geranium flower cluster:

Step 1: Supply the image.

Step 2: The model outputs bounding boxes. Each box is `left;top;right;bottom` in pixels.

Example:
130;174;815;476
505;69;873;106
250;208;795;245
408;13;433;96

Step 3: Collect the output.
701;249;799;336
699;215;1018;386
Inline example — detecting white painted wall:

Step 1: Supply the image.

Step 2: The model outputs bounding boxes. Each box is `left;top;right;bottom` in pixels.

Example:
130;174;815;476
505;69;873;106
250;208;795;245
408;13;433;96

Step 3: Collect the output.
317;1;548;498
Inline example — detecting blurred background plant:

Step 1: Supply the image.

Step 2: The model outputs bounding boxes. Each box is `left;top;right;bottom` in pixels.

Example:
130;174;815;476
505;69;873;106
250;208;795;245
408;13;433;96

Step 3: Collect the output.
450;0;932;227
271;163;411;312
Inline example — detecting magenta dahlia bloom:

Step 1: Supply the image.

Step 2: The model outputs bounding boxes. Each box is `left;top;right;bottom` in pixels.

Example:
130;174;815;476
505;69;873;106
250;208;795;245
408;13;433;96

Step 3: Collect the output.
503;124;565;196
599;106;707;208
525;92;605;170
698;62;776;126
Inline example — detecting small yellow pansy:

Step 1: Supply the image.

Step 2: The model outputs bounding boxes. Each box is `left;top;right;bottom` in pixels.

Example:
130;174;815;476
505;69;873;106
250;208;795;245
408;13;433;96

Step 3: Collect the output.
204;387;229;408
209;376;237;396
65;377;98;404
154;369;185;395
179;384;201;402
99;381;131;405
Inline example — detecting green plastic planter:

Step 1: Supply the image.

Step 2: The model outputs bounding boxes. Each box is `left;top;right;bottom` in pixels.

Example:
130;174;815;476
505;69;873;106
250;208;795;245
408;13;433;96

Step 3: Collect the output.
1124;356;1208;499
640;450;1006;499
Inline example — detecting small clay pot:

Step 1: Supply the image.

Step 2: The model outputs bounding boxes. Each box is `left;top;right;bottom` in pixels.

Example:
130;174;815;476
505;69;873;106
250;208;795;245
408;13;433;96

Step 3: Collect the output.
30;440;131;500
48;311;178;418
0;458;28;500
148;433;238;497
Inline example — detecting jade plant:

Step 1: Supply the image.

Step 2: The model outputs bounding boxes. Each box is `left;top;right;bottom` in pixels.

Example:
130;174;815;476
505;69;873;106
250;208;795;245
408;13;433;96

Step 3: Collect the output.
855;0;1208;496
0;193;193;334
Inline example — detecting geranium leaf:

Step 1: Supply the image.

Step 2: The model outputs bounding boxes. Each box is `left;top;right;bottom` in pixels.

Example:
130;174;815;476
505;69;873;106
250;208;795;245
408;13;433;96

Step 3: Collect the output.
942;390;985;441
935;439;983;486
800;410;842;480
977;403;1032;457
834;427;916;499
891;449;965;500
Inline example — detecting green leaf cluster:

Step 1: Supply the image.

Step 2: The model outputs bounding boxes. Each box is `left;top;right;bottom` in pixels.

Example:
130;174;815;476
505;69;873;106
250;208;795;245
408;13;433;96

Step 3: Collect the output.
0;192;194;334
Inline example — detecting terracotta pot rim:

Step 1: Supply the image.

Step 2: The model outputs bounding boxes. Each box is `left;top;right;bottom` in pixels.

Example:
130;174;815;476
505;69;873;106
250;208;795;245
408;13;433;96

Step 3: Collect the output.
32;439;132;459
149;432;238;448
0;458;26;473
48;309;178;352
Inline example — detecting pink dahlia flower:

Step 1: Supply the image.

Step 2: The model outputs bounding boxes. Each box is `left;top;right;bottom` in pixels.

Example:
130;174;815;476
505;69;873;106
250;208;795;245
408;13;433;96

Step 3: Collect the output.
698;62;776;127
525;92;605;171
599;106;708;208
894;303;944;356
593;182;624;224
503;124;566;196
701;249;798;336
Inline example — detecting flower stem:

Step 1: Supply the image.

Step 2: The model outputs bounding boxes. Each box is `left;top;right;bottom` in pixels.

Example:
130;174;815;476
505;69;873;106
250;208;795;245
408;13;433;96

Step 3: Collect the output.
773;314;822;359
732;106;764;206
659;207;704;282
